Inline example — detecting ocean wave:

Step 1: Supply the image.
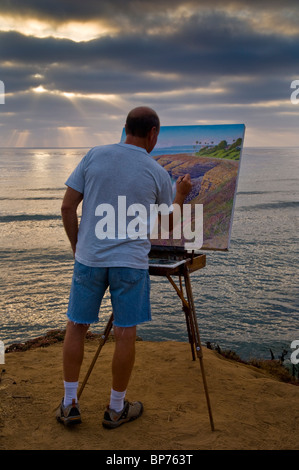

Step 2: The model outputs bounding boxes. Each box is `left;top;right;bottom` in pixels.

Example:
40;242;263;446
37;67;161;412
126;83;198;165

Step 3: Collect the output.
237;201;299;211
0;197;62;201
0;214;61;222
237;190;295;195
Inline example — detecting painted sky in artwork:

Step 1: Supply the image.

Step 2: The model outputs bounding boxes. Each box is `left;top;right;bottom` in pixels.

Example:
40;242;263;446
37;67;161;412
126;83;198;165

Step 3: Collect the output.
155;124;245;149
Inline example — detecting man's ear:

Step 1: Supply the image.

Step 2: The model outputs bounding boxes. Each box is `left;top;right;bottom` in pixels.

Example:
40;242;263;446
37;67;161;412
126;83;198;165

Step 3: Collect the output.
149;126;158;140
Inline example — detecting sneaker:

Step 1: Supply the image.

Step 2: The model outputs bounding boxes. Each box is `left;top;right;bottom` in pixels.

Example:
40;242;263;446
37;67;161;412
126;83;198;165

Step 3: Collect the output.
56;398;82;426
102;400;143;429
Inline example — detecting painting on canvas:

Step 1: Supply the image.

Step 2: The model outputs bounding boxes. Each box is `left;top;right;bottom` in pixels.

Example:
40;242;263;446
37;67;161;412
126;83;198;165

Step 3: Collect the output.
121;124;245;251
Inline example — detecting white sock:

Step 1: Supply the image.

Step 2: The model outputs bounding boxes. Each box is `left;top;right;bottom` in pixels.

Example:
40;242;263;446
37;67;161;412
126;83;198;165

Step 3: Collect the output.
64;381;78;407
109;388;126;412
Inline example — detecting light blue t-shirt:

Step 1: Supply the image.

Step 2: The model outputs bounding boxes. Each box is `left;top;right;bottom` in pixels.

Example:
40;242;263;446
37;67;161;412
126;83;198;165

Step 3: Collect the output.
65;143;173;269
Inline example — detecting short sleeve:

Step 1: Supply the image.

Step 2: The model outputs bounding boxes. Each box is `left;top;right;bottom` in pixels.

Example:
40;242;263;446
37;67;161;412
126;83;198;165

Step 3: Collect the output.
65;153;88;194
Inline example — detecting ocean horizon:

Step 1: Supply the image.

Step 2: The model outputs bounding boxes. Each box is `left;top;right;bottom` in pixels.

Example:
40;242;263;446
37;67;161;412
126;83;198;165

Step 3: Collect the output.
0;146;298;363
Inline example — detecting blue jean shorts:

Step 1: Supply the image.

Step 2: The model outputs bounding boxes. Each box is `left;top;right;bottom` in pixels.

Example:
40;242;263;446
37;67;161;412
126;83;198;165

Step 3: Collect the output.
67;261;151;327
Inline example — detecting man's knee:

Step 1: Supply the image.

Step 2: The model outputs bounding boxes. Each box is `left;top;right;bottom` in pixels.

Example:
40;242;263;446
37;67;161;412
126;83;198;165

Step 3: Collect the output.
114;325;136;343
66;321;90;337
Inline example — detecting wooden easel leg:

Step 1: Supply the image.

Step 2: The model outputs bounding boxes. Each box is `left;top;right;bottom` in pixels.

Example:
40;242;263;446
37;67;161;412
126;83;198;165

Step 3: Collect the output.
183;268;215;432
167;274;196;360
77;313;114;400
166;270;215;431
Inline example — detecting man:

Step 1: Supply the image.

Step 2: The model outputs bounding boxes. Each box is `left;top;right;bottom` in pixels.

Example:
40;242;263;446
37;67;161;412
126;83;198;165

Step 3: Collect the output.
56;106;192;428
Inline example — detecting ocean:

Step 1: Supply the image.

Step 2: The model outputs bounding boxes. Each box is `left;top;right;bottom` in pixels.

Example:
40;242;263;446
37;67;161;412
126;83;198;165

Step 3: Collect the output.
0;147;298;362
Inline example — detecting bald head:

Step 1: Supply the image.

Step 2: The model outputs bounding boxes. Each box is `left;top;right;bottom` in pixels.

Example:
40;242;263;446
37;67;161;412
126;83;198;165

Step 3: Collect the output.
125;106;160;138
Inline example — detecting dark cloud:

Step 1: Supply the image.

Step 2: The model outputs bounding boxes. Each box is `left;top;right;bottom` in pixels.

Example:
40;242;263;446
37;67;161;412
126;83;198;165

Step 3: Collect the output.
0;0;298;146
1;9;298;96
2;0;299;23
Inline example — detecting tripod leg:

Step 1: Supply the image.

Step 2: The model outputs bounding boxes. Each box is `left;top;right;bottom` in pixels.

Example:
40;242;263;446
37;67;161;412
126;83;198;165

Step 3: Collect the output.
167;275;196;360
184;268;215;432
180;275;196;361
77;313;114;400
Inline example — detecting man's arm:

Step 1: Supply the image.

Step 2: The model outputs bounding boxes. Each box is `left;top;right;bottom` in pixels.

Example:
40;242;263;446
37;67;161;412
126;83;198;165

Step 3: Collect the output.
61;187;83;256
159;174;192;233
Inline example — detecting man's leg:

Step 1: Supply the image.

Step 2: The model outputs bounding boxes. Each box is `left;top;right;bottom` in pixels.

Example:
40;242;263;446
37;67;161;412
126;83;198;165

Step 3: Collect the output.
103;267;149;427
56;321;89;425
112;325;136;393
63;321;89;403
103;324;143;428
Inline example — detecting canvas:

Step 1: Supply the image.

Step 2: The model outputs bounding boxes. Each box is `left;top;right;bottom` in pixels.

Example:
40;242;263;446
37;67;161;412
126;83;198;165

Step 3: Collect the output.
121;124;245;251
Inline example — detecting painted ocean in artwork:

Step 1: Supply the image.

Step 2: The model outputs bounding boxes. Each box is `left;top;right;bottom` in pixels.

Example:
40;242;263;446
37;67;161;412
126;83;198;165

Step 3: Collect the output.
122;124;246;251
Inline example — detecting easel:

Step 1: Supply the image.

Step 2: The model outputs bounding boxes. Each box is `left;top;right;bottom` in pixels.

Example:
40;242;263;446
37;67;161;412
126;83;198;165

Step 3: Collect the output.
77;248;215;432
148;247;214;432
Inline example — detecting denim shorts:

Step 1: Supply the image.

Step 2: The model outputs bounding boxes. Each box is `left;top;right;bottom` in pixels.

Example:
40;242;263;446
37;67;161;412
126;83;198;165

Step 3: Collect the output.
67;261;151;327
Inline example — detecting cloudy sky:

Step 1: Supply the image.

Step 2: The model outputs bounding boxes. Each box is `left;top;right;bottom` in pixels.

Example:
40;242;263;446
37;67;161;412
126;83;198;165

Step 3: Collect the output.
0;0;298;148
